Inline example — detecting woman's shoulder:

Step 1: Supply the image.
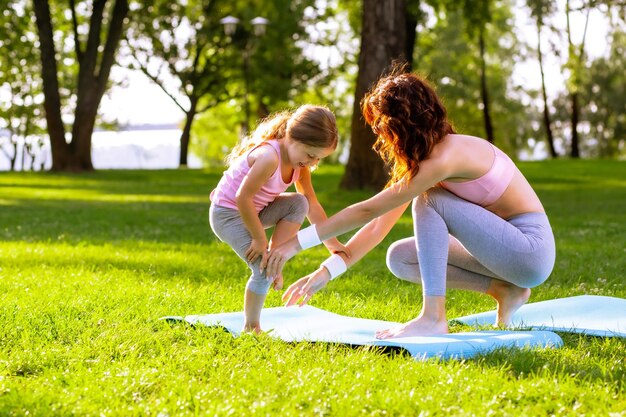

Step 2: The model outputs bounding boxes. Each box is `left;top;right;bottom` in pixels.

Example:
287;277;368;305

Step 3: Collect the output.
441;134;493;154
436;134;499;178
445;133;488;143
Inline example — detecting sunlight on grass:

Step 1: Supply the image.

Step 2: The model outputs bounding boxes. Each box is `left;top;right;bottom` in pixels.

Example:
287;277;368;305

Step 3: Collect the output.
2;187;206;204
0;162;624;415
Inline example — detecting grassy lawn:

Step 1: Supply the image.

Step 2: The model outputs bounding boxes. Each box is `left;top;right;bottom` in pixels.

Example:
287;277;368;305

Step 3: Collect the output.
0;160;624;416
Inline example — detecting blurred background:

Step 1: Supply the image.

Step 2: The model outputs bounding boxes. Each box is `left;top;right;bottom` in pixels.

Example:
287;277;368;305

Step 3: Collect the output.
1;0;624;189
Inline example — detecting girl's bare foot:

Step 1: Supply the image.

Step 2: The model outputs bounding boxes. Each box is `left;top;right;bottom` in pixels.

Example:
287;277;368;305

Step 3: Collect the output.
375;315;449;339
242;322;262;334
486;279;531;327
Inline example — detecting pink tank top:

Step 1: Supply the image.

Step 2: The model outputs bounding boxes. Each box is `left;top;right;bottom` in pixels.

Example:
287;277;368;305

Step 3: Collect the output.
440;143;515;207
210;140;300;212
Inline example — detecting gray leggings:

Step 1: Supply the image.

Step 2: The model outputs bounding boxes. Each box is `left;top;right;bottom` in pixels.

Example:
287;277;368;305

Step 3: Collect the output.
386;187;555;296
209;193;309;295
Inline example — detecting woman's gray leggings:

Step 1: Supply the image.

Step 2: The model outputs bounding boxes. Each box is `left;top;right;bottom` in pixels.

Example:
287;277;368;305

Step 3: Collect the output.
209;193;309;295
386;187;555;296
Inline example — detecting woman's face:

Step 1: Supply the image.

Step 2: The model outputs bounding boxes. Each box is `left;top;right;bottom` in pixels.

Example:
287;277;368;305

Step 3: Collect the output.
284;137;334;169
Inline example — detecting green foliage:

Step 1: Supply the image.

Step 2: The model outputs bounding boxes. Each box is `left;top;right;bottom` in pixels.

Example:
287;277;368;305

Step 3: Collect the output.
548;21;626;158
579;28;626;157
190;0;357;164
0;162;625;414
414;1;532;153
125;0;231;111
189;101;240;166
0;1;47;169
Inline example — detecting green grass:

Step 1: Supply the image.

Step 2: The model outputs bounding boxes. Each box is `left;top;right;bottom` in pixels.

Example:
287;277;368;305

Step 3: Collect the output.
0;161;624;416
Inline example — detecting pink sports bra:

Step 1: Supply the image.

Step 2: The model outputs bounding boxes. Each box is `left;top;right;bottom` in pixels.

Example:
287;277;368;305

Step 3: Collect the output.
440;143;515;207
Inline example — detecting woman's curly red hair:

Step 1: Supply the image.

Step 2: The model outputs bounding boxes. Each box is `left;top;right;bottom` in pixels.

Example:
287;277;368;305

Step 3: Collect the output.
362;70;455;187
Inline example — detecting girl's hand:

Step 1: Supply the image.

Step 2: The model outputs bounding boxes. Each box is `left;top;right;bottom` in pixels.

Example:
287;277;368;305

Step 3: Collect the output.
282;267;331;307
262;237;301;279
246;237;268;264
323;238;351;258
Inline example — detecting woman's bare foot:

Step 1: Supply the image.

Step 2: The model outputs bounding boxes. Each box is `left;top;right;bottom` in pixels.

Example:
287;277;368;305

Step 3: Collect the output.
375;315;449;339
486;279;531;327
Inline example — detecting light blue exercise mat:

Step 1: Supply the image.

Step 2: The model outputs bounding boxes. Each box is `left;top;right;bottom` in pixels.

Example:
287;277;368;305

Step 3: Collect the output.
456;295;626;337
162;305;562;360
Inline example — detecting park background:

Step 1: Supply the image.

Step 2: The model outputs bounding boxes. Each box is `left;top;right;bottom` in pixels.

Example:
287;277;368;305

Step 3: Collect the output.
1;0;625;173
0;0;625;415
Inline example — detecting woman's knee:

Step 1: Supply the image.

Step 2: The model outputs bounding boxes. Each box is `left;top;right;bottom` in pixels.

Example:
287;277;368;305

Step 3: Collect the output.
385;242;403;278
413;187;454;216
520;263;554;288
386;240;422;284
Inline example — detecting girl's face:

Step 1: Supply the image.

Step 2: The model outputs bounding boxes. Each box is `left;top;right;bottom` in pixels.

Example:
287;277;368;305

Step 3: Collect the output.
284;136;334;169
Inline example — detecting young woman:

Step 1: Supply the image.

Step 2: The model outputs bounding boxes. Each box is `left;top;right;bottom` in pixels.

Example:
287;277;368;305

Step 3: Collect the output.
263;71;555;338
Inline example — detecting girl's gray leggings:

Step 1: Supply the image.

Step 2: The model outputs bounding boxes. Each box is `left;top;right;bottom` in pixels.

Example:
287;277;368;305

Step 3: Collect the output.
209;193;309;295
387;187;555;296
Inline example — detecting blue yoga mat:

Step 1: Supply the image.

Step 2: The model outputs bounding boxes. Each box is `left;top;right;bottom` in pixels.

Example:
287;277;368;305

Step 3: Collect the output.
162;305;562;360
456;295;626;337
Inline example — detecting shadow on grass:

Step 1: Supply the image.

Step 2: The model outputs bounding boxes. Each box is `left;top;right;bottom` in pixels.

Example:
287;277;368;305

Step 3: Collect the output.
0;198;218;245
0;167;373;245
161;311;625;387
469;332;626;387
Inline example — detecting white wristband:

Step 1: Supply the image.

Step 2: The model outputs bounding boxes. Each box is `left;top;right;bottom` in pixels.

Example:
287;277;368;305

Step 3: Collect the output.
320;254;347;280
296;224;322;250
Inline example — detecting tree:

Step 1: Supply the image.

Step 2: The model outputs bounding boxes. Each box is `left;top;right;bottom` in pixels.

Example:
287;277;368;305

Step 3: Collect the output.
32;0;129;171
125;0;322;167
443;0;497;143
415;2;529;154
124;0;228;167
528;0;558;157
580;26;626;157
340;0;408;190
0;2;47;170
564;0;591;158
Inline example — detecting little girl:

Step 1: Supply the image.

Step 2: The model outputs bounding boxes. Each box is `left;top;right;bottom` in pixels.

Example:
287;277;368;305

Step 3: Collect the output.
209;105;348;333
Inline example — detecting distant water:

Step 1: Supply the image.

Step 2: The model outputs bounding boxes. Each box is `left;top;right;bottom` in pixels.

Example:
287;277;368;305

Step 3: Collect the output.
0;128;203;171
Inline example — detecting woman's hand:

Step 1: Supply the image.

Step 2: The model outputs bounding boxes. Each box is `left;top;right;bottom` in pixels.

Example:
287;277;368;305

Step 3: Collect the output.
272;273;284;290
323;238;351;259
261;237;301;279
246;237;268;264
282;267;331;307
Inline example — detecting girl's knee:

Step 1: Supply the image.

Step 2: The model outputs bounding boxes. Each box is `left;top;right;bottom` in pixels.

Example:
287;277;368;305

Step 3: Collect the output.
293;193;309;215
246;277;271;295
284;194;309;224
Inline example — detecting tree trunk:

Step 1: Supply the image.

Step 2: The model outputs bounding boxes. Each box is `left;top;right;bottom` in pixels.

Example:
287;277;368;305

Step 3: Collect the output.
340;0;407;191
32;0;69;170
565;0;587;159
405;13;418;69
537;25;557;158
33;0;129;171
179;97;198;167
570;92;580;158
478;28;494;143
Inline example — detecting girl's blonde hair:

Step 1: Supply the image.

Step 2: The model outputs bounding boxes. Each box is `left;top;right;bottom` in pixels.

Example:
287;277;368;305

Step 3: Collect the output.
226;105;338;166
